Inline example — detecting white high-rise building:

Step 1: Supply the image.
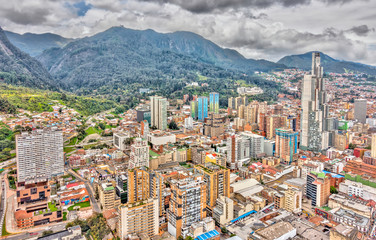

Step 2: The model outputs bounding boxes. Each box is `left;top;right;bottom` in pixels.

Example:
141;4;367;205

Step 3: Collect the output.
300;52;329;152
241;132;265;158
354;99;367;124
16;129;64;184
129;138;149;169
150;96;167;130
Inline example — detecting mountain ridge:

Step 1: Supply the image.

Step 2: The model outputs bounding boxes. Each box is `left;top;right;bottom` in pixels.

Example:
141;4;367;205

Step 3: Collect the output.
278;51;376;75
0;27;58;90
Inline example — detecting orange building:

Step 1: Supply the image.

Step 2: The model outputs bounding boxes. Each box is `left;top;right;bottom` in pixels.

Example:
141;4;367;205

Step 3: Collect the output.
343;159;376;178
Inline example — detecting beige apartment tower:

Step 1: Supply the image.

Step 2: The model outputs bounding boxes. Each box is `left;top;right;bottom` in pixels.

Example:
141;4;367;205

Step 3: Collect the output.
150;96;167;130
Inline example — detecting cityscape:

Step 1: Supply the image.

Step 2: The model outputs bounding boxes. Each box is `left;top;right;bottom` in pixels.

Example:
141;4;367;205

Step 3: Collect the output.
0;1;376;240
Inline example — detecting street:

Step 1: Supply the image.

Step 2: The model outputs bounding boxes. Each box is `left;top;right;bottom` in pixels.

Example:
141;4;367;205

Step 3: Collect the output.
3;222;67;240
68;169;101;213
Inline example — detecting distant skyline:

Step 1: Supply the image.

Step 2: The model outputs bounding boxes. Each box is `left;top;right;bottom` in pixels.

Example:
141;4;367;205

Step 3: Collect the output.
0;0;375;65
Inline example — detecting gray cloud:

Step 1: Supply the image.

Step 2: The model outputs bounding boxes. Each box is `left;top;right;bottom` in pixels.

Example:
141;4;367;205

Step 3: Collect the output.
142;0;311;13
347;25;375;36
0;7;50;25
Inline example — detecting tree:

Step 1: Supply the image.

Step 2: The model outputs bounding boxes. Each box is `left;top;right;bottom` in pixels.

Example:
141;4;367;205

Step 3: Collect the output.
221;227;228;233
42;230;53;236
168;120;179;130
98;122;106;130
177;236;184;240
348;143;356;149
330;186;338;194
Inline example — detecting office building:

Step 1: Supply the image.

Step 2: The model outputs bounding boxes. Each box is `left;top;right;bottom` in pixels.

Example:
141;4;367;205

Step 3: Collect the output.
113;132;130;151
191;101;198;119
284;187;302;213
99;183;119;210
129;138;149;169
116;174;128;204
141;120;149;139
300;52;329;152
204;112;224;138
150;96;167;130
185;116;193;130
240;132;264;158
194;163;230;211
168;175;207;238
15;180;63;228
226;135;250;169
235;97;243;110
209;92;219;113
306;172;330;207
275;128;298;164
136;106;151;123
354;99;367;123
118;198;159;238
16;129;64;184
198;97;208;121
213;196;234;226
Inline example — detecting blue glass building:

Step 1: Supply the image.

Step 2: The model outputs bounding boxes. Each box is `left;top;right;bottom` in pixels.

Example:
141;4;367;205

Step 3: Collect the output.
198;97;208;121
209;92;219;113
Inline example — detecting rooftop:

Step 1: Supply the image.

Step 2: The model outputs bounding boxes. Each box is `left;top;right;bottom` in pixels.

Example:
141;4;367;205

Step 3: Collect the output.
257;221;295;240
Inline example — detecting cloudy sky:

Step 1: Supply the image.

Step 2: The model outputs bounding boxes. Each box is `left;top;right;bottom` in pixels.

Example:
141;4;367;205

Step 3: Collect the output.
0;0;375;65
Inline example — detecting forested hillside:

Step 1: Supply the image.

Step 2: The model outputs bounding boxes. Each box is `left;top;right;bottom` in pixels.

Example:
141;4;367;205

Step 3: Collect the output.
0;27;58;90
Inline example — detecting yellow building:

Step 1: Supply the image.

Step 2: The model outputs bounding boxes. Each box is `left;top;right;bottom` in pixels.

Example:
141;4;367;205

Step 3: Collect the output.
99;183;119;210
194;163;230;211
284;188;302;213
118;198;159;238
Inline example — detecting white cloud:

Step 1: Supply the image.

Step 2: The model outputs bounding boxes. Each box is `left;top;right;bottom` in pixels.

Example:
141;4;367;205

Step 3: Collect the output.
0;0;375;65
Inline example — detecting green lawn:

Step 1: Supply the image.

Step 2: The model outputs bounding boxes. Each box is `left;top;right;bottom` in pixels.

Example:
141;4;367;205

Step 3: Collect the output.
68;201;91;211
61;174;76;180
72;168;80;173
64;146;75;154
68;137;78;145
2;215;10;236
63;212;67;221
85;127;102;135
48;202;58;211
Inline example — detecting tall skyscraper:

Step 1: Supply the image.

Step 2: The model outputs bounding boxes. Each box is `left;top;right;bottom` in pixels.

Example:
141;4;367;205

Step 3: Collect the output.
16;129;64;184
275;128;298;164
354;99;367;123
168;175;207;237
150;96;167;130
190;100;198;119
197;97;208;121
209;92;219;113
129;138;149;169
300;52;329;152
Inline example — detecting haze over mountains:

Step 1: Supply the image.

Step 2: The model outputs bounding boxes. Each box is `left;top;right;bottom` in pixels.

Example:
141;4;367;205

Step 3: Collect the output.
1;26;376;94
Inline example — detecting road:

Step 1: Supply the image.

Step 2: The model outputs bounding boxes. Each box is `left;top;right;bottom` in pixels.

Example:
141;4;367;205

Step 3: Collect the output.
3;222;66;240
0;159;16;169
68;169;101;213
0;170;7;237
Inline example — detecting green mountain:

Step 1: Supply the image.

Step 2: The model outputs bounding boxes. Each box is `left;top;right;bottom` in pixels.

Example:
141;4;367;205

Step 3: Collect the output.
0;27;58;90
278;51;376;75
36;27;284;92
4;30;72;57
